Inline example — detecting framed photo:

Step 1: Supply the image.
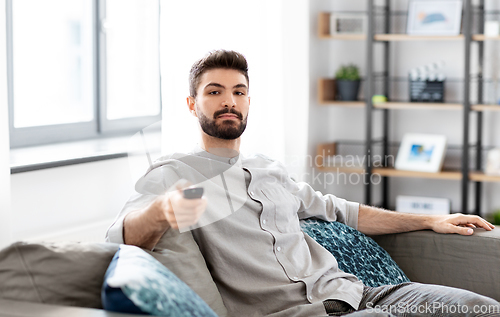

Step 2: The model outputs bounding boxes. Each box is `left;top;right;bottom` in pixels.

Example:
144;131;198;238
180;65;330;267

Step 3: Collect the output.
395;133;447;173
330;14;367;35
406;0;463;35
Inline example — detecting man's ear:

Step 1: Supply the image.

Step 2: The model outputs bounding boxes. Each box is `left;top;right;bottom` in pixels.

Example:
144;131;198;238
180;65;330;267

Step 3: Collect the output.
186;96;197;117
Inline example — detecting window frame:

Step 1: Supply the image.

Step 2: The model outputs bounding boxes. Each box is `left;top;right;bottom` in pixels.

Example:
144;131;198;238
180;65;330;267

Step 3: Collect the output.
6;0;162;149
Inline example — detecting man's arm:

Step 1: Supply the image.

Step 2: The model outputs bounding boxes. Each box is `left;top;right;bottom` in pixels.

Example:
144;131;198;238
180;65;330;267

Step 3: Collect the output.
123;187;207;250
357;204;495;236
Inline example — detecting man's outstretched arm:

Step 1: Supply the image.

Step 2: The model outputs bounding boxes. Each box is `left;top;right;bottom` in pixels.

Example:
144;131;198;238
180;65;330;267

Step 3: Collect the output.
123;186;207;250
357;204;495;236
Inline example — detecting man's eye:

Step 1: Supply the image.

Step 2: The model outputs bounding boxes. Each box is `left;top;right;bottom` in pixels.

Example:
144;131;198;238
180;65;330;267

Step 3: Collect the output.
209;91;220;95
235;91;245;96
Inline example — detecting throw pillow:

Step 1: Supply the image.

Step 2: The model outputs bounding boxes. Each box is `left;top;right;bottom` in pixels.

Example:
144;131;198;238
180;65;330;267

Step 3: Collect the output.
102;245;218;317
300;219;410;287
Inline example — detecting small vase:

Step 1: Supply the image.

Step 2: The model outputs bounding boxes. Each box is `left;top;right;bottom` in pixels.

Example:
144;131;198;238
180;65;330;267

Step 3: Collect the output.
336;80;360;101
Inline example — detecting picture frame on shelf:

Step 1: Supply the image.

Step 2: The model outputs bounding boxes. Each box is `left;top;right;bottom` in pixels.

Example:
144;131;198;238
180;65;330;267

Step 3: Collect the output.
329;13;367;36
406;0;463;36
395;133;447;173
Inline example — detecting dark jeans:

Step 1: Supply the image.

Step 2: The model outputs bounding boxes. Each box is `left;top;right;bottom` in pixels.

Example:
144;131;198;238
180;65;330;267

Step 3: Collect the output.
323;282;500;316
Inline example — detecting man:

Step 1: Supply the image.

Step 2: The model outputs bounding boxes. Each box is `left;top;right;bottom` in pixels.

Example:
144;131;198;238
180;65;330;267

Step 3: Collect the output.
107;50;499;316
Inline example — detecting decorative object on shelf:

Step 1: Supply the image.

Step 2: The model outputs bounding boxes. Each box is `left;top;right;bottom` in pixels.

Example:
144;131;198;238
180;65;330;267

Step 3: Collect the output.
335;64;361;101
329;13;367;36
484;21;500;37
406;0;463;36
396;195;450;215
409;62;446;102
372;95;387;104
395;133;447;173
485;148;500;176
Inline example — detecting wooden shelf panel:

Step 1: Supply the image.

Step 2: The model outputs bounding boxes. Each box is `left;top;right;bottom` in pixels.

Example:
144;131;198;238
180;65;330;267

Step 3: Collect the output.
472;34;500;41
471;104;500;111
318;12;366;40
470;172;500;183
320;101;366;107
317;166;365;174
373;168;462;180
317;78;365;107
317;165;462;180
374;34;464;41
374;102;462;110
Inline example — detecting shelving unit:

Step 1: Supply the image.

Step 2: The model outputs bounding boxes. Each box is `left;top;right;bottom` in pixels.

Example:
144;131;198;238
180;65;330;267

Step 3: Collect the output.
316;1;500;214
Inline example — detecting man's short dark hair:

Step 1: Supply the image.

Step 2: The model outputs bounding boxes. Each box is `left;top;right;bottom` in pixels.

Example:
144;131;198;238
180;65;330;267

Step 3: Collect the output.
189;50;249;98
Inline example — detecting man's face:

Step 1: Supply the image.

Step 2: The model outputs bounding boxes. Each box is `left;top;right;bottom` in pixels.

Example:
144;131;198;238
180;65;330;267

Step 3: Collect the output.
188;68;250;140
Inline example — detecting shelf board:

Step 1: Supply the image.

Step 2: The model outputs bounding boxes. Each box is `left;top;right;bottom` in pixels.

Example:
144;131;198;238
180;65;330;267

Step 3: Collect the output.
317;166;462;180
317;165;365;174
318;12;366;40
472;34;500;41
470;172;500;183
320;34;367;40
373;168;462;180
471;104;500;111
320;101;366;107
374;34;464;41
317;163;500;183
373;102;462;110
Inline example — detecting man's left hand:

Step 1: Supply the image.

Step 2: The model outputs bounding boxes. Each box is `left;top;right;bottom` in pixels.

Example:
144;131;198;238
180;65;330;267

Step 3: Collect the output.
428;213;495;235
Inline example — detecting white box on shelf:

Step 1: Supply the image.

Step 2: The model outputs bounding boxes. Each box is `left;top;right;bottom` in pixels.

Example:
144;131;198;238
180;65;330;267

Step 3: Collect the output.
396;195;450;215
485;21;500;36
329;14;367;35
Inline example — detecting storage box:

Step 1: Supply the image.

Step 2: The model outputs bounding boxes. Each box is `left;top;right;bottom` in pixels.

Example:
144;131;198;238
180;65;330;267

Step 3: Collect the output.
409;79;445;102
396;195;450;215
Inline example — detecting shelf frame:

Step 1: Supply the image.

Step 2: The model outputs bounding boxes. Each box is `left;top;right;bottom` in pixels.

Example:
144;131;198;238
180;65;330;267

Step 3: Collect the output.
317;0;495;214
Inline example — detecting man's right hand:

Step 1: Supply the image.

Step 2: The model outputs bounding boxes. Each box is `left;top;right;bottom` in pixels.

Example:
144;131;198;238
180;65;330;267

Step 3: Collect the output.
123;180;207;249
154;180;207;230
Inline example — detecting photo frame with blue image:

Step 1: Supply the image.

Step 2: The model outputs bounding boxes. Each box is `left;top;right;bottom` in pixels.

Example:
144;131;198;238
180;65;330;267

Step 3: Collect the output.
407;0;463;36
395;133;447;173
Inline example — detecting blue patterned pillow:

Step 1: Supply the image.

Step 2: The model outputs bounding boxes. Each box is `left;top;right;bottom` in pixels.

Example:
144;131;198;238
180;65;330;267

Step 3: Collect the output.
300;219;410;287
101;245;218;317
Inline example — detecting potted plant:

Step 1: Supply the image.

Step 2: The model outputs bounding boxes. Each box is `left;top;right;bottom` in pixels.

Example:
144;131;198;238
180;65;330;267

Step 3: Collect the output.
335;64;361;101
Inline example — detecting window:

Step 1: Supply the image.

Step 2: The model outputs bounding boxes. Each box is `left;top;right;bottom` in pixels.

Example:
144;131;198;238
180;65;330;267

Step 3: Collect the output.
6;0;161;148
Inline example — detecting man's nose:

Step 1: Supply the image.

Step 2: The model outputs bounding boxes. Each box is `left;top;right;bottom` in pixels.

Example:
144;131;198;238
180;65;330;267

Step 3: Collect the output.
223;93;236;108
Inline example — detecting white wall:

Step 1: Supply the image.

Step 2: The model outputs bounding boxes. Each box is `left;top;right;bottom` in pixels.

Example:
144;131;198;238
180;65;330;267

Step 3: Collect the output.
159;0;310;180
0;0;13;248
10;158;135;242
308;0;500;215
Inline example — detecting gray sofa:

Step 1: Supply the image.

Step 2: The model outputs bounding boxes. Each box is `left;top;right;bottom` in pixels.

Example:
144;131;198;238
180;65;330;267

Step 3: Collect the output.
0;229;499;316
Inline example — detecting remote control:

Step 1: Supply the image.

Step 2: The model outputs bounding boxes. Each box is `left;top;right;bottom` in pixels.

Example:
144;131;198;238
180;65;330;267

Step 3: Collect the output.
183;187;204;199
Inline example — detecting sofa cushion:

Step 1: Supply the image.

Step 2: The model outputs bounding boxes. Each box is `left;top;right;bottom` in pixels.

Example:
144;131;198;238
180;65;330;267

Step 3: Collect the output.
0;241;119;308
300;219;410;287
102;245;218;316
0;240;227;316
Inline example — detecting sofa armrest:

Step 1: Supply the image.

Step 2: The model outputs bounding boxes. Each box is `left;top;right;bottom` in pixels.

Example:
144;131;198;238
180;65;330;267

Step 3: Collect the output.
372;229;500;301
0;299;139;317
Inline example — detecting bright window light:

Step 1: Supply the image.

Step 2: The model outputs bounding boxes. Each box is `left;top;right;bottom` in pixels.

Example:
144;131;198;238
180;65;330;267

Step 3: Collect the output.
104;0;160;120
12;0;94;128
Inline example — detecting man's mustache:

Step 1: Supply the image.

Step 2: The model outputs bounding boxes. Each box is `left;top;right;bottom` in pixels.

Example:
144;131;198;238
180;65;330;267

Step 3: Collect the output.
213;108;243;120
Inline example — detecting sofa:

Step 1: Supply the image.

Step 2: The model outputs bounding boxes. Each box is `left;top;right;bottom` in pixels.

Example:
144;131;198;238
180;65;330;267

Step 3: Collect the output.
0;225;499;317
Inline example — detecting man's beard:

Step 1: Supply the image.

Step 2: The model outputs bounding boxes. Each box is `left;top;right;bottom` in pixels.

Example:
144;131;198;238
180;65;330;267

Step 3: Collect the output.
197;107;247;140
